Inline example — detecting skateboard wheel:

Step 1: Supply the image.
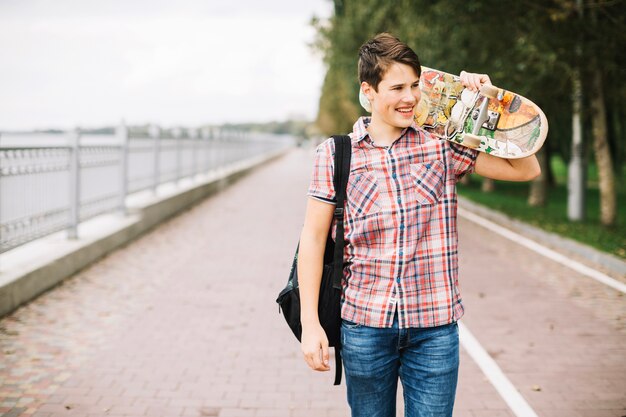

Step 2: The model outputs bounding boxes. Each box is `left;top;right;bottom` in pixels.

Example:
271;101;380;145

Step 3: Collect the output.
462;133;482;148
414;98;430;125
480;84;500;99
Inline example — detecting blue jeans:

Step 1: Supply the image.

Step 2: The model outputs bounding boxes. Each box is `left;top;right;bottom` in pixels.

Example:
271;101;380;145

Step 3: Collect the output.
341;312;459;417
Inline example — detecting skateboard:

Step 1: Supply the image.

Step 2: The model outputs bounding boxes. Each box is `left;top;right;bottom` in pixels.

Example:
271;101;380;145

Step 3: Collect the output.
359;66;548;158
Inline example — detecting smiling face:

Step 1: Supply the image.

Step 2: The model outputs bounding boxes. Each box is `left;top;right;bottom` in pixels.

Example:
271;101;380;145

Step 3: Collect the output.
362;62;420;137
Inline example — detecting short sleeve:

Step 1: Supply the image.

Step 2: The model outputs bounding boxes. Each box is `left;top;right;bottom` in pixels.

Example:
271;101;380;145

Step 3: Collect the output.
306;138;336;204
448;141;479;181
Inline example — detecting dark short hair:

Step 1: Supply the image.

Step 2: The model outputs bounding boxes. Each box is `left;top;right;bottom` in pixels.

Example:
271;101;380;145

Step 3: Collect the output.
358;33;421;91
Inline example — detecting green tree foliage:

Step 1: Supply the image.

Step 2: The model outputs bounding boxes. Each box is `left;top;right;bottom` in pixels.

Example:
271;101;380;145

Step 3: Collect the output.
313;0;625;169
312;0;625;224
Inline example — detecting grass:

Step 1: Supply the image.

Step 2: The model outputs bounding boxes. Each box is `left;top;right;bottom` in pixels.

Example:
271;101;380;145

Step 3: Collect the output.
457;157;626;259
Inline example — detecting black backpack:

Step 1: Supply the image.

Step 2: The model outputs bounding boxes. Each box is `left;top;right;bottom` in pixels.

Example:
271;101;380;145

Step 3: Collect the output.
276;135;351;385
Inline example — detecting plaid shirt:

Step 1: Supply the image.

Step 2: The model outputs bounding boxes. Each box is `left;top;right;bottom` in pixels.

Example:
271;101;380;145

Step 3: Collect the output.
307;117;478;329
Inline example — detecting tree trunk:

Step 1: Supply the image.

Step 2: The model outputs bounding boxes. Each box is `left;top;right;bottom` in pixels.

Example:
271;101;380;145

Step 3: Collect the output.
528;148;548;207
458;174;470;185
590;70;616;226
481;178;495;192
568;68;586;220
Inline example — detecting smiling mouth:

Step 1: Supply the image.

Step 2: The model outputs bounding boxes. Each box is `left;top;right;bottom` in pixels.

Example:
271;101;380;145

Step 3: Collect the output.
396;106;414;114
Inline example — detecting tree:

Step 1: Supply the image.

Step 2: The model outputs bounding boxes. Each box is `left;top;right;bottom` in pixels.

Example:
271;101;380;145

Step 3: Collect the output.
529;149;549;206
312;0;625;225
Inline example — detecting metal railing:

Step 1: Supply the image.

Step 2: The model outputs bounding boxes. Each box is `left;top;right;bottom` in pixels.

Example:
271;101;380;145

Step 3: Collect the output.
0;124;293;253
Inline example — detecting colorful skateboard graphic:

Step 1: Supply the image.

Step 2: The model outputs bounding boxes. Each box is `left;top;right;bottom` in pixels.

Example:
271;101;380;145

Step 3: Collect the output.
360;66;548;159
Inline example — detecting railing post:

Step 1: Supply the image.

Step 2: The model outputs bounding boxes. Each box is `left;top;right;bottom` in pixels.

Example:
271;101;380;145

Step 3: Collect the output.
240;130;248;159
150;124;160;194
228;129;233;166
173;127;182;184
202;127;210;174
235;130;241;160
241;130;247;159
189;127;198;180
212;127;219;172
209;126;218;171
217;127;224;172
0;134;3;258
67;128;81;239
117;120;129;216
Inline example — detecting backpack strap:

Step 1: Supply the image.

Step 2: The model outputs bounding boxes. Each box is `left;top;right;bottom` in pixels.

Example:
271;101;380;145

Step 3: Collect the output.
331;135;351;290
331;135;351;386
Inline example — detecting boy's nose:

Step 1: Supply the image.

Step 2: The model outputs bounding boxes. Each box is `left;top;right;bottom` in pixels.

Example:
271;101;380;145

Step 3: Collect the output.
403;92;418;104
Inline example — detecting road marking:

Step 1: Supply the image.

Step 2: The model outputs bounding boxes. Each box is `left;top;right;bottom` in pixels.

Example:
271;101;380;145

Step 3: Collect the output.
459;322;540;417
458;208;626;294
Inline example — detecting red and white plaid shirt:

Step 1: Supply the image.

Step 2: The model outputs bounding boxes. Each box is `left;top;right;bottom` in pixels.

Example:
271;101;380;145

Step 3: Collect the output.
307;117;478;329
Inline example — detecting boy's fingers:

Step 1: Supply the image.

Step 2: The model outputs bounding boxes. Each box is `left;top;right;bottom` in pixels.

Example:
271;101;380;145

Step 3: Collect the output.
303;352;315;370
322;343;330;367
460;70;491;91
311;347;327;371
460;71;476;91
470;74;482;91
301;330;330;372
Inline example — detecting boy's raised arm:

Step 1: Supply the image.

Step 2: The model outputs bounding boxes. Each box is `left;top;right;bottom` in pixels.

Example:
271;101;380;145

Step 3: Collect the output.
475;152;541;181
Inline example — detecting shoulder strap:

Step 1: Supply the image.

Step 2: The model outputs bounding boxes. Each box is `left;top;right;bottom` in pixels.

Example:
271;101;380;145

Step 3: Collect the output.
330;135;350;386
331;135;351;291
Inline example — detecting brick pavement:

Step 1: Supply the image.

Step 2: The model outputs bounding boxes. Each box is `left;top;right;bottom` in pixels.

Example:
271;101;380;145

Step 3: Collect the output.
458;216;626;417
0;146;624;417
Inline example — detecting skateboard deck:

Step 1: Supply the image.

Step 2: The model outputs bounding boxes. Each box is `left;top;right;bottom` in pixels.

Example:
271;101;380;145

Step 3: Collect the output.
360;66;548;159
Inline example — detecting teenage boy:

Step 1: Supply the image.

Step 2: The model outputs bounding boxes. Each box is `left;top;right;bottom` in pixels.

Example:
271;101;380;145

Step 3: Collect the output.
298;33;540;417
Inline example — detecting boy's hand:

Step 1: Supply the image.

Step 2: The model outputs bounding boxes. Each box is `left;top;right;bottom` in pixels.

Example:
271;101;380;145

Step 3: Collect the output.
301;322;331;372
460;70;492;92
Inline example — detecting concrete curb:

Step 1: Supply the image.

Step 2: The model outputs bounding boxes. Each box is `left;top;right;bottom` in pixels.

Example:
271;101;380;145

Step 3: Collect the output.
0;148;291;318
458;196;626;279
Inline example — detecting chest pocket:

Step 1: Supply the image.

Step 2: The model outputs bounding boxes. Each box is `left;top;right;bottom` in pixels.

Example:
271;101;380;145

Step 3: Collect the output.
347;170;382;218
409;160;446;205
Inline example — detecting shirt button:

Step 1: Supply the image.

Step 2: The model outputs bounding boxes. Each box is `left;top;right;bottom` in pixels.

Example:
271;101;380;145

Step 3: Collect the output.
399;250;404;256
397;198;401;204
400;223;405;230
426;163;431;169
392;172;397;179
396;277;401;283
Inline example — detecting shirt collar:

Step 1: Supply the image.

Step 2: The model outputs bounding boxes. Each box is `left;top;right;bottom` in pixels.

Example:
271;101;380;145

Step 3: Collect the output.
351;116;420;144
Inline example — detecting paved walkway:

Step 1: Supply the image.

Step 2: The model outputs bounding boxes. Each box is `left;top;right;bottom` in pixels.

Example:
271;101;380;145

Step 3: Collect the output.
1;146;624;417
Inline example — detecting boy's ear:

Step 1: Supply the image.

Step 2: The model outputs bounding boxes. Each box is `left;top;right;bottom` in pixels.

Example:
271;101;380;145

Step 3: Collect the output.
361;82;374;100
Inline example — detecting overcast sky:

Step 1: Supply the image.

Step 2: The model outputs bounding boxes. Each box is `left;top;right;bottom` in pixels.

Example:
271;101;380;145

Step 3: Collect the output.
0;0;333;131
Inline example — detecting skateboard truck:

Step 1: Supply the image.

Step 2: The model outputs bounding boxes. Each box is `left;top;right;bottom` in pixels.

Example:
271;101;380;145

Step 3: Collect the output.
461;84;501;148
471;108;500;131
460;94;490;148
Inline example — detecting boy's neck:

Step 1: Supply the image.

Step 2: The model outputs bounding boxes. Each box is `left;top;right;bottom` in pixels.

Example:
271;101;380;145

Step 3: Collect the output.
366;115;404;147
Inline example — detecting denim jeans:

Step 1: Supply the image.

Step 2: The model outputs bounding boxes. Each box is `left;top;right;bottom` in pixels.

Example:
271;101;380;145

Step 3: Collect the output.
341;312;459;417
